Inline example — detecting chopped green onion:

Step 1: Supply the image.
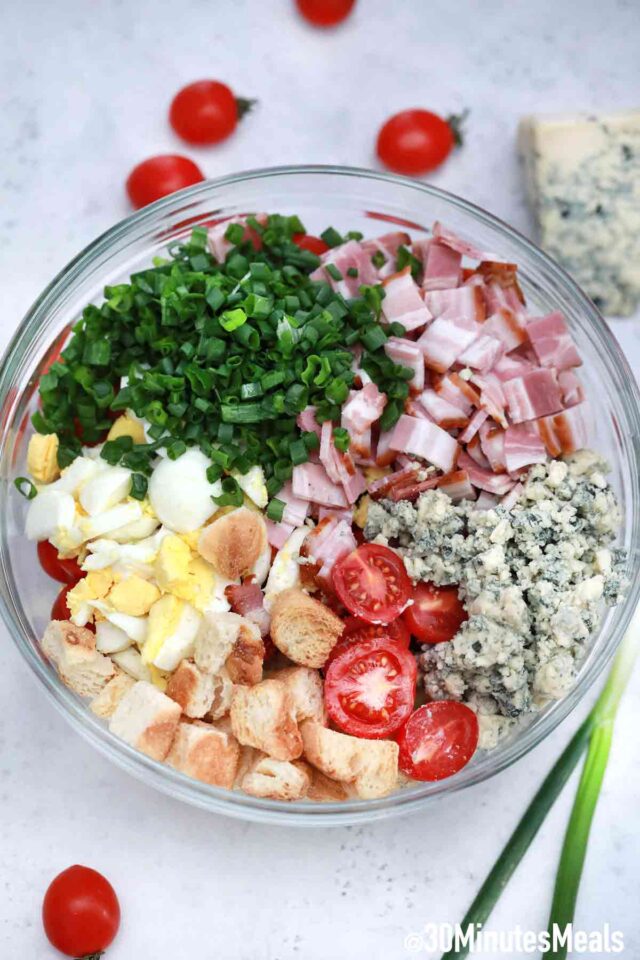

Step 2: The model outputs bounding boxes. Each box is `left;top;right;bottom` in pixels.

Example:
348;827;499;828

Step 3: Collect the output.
346;267;358;278
266;498;286;522
360;326;387;352
320;226;344;248
326;263;343;282
332;427;350;452
371;250;386;269
225;222;245;245
206;463;223;483
14;477;37;500
213;476;244;507
166;439;187;460
130;473;148;500
289;439;308;465
220;308;247;332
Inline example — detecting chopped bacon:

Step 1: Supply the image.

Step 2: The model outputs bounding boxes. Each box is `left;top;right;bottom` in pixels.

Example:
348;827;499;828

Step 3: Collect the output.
558;369;585;408
265;519;296;550
381;267;432;332
502;369;564;424
387;475;440;502
501;483;524;511
384;337;425;392
319;422;366;505
437;469;475;501
424;285;486;326
475;490;501;511
479;420;506;473
318;506;354;524
434;373;478;413
310;240;378;297
457;333;505;373
432;222;502;261
421;240;462;291
503;424;547;472
476;261;526;306
459;408;489;444
226;580;271;637
457;450;515;496
535;402;590;456
389;414;458;472
362;231;410;278
471;372;508;428
526;311;582;370
466;433;492;470
341;383;387;434
277;481;311;526
375;429;397;467
207;214;267;262
297;405;321;438
418;388;468;429
292;462;348;508
483;308;528;351
492;353;536;382
306;518;357;576
368;465;418;499
417;317;478;373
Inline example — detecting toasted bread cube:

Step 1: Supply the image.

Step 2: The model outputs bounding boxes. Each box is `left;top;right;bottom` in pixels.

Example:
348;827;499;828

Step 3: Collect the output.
225;621;264;686
306;767;352;802
166;721;240;788
165;659;218;718
194;611;243;675
204;668;234;721
41;620;115;697
197;507;267;580
230;679;302;761
270;589;343;668
90;672;135;718
241;757;310;801
109;680;180;761
301;721;399;799
233;744;262;787
276;666;326;724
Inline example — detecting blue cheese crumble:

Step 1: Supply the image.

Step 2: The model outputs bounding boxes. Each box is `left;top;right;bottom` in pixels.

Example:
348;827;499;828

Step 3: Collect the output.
364;450;626;748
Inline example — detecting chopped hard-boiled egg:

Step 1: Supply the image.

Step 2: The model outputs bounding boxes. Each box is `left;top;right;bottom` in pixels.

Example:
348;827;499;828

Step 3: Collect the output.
79;466;132;516
155;535;191;588
51;456;103;496
89;600;149;644
95;620;133;655
142;594;201;671
154;536;221;612
108;515;160;543
108;575;160;616
148;449;222;533
26;490;76;541
83;528;169;578
66;570;114;626
233;465;268;509
264;526;310;610
112;647;152;682
106;414;146;445
81;502;143;540
27;433;60;484
252;543;272;586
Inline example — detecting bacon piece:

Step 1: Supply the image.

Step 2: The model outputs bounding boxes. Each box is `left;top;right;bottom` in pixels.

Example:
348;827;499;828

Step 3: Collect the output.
381;267;432;332
479;421;506;473
475;490;501;511
471;373;508;428
292;462;348;508
277;481;311;527
341;383;387;434
437;469;475;501
535;402;590;456
504;424;547;472
418;388;468;429
432;222;502;261
310;240;378;297
558;369;584;408
388;476;440;502
421;241;462;291
384;337;425;393
503;370;564;424
501;483;524;512
483;308;528;351
226;580;271;637
297;405;321;439
526;311;582;371
265;519;296;550
319;423;366;505
306;518;356;573
318;506;354;524
457;334;505;373
375;429;397;467
389;414;458;472
424;286;486;326
368;465;418;499
417;318;478;373
476;261;526;305
492;353;537;382
466;433;492;470
433;373;476;414
362;231;410;279
207;214;267;262
459;408;489;444
457;450;515;496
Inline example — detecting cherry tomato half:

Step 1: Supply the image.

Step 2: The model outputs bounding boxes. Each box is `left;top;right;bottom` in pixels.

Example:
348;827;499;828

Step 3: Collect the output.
37;541;83;586
51;584;73;621
397;701;479;781
126;155;205;209
332;543;412;625
42;864;120;958
170;80;254;145
295;0;356;27
324;638;417;738
292;233;330;255
376;109;455;176
327;615;410;665
402;581;467;644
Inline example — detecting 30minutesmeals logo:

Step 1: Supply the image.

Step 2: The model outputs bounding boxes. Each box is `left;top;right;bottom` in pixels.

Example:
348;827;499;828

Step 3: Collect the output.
403;922;625;955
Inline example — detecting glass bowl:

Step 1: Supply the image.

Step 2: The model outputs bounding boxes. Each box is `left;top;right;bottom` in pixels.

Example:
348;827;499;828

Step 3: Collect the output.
1;165;639;826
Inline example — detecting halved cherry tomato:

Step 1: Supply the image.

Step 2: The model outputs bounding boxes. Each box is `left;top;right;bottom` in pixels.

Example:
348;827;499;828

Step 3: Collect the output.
295;0;356;27
37;541;83;586
169;80;254;146
327;615;410;665
332;543;411;625
51;584;74;621
376;109;459;176
292;233;329;255
324;638;417;738
42;864;120;958
126;155;205;209
396;701;479;781
402;581;467;644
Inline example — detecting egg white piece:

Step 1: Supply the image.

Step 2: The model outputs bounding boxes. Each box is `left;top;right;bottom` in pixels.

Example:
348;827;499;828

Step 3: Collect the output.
152;602;201;671
95;620;132;654
112;647;151;682
264;526;310;610
25;490;76;541
83;528;169;578
252;543;272;586
79;465;132;516
81;502;143;540
50;456;103;496
204;573;237;614
148;449;222;533
108;515;160;543
90;600;149;644
233;465;268;509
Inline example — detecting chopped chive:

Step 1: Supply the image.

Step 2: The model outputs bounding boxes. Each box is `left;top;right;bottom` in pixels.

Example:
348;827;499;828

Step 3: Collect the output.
371;250;386;269
326;263;343;282
289;439;308;465
320;226;343;248
14;477;37;500
332;427;350;452
266;497;286;522
130;473;148;500
346;267;358;278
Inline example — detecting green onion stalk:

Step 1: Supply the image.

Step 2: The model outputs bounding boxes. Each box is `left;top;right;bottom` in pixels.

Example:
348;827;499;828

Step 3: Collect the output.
441;603;640;960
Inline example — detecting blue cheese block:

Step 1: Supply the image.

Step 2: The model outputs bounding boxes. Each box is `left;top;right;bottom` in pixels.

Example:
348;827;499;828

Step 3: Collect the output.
518;110;640;316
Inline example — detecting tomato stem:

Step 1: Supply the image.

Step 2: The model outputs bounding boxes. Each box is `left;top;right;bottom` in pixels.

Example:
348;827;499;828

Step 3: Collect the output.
235;97;257;120
446;108;469;147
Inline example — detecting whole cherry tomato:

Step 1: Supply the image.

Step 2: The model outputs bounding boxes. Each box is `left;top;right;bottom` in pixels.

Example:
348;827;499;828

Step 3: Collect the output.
169;80;255;145
295;0;356;27
42;865;120;958
126;155;204;209
377;109;465;175
37;541;83;585
51;584;74;621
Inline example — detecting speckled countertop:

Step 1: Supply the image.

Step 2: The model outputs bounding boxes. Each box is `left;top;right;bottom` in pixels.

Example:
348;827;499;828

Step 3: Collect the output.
1;1;639;957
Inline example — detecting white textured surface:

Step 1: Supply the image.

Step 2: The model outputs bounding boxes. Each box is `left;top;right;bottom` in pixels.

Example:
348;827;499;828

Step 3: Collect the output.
1;1;639;957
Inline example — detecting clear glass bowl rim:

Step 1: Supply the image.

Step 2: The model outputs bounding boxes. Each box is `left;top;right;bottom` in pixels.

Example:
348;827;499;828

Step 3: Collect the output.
1;163;639;826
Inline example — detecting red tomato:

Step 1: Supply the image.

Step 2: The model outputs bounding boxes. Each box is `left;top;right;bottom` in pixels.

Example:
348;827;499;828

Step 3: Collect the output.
292;233;330;255
37;541;83;586
377;110;457;175
332;543;412;625
42;864;120;958
295;0;356;27
51;584;74;621
169;80;254;145
324;638;417;738
402;581;467;644
327;615;410;665
126;155;205;209
396;701;479;781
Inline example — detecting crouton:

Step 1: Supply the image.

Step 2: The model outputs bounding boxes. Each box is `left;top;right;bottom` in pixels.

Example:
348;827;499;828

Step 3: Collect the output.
166;721;240;788
270;589;343;668
230;679;302;761
225;621;264;686
194;611;243;675
41;620;115;697
204;667;235;721
241;757;310;801
300;721;399;799
109;680;181;761
165;660;219;718
197;507;267;580
275;666;326;724
90;672;135;718
306;767;352;802
233;744;262;787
